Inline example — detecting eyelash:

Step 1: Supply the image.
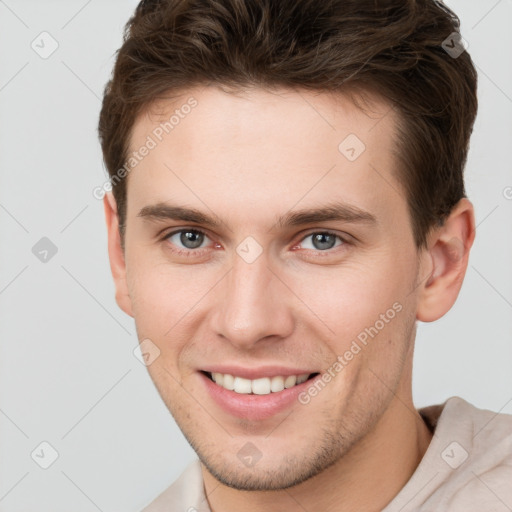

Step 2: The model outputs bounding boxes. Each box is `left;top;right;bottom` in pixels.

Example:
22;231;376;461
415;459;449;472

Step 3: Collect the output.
160;228;350;259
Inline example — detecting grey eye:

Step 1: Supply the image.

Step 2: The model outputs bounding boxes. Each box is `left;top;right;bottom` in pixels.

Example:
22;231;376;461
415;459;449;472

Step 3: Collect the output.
168;230;208;250
301;232;342;251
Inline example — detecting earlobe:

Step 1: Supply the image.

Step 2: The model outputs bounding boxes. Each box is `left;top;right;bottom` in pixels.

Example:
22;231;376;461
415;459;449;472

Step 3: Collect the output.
416;198;475;323
103;193;133;318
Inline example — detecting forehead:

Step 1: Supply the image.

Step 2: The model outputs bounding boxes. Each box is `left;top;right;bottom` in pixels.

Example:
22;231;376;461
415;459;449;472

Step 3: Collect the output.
126;85;405;232
132;85;395;154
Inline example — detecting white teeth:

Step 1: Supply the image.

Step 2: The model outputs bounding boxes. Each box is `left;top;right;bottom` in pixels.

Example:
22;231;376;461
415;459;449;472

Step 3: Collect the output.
233;377;252;394
221;373;234;390
210;372;311;395
252;378;271;395
296;374;309;384
270;376;285;392
284;375;297;388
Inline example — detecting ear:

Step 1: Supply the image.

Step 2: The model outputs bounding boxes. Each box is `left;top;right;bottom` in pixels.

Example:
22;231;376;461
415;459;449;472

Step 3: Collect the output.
416;198;475;322
103;192;133;318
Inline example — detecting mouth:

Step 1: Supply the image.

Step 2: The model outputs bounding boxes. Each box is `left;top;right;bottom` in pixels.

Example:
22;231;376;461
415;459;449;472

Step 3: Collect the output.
201;370;320;395
199;368;323;421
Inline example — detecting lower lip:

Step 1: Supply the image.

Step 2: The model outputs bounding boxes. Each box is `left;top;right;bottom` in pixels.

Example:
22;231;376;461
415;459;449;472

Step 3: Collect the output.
199;372;319;421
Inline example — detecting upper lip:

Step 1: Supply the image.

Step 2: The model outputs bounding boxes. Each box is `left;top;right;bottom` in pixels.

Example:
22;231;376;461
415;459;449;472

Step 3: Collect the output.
200;365;318;380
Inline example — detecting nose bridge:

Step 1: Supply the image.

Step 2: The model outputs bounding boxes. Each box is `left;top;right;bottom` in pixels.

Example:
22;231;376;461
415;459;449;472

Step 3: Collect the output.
213;249;293;348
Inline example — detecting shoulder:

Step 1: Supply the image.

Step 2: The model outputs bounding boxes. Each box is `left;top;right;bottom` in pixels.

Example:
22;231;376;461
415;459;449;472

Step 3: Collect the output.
425;397;512;509
140;459;208;512
436;396;512;467
439;397;512;509
385;397;512;512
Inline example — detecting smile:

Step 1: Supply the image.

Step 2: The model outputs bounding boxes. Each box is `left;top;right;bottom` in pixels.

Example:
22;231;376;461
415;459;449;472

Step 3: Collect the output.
204;371;320;395
199;369;323;420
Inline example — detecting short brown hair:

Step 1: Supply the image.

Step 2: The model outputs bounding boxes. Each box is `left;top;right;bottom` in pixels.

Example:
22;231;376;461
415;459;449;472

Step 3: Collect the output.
98;0;478;248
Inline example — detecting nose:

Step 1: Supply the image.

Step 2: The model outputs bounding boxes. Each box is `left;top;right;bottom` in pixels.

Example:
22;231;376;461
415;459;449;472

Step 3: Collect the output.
211;250;295;350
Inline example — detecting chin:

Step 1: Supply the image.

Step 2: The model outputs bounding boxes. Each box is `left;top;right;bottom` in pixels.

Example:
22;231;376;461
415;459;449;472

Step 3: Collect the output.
192;427;350;491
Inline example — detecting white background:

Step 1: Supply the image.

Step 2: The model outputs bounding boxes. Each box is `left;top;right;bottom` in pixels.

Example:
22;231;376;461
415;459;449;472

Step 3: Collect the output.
0;1;511;510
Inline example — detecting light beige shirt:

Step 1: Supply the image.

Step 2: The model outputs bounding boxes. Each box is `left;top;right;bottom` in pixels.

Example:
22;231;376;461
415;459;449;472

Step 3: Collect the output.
142;397;512;511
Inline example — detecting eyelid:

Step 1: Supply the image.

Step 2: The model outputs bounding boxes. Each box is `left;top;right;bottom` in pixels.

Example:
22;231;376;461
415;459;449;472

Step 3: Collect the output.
292;229;350;252
161;227;214;248
160;226;211;240
297;228;351;242
161;226;352;256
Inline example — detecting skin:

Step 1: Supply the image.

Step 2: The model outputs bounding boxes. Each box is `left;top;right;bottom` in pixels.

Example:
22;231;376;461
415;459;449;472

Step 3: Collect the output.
104;85;475;512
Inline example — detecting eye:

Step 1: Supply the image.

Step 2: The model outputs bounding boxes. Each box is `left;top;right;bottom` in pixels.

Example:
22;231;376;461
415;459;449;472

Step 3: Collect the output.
296;231;345;252
161;228;349;259
164;228;212;254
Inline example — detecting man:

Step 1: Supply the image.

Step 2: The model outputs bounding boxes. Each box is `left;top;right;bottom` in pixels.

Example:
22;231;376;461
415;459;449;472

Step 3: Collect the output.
98;0;512;510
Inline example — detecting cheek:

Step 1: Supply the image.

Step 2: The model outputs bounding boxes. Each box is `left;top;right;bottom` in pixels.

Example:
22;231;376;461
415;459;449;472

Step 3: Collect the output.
126;257;218;360
287;252;414;340
127;266;168;328
125;258;181;349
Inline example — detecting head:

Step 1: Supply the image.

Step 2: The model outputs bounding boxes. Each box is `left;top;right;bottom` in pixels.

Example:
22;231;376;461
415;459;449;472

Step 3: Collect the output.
99;0;477;491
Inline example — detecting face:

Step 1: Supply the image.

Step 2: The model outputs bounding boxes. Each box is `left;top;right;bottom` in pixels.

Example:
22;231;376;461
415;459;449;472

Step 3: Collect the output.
118;86;426;490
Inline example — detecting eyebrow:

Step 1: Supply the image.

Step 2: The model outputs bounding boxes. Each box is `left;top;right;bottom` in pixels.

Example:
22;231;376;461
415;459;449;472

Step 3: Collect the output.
137;201;377;230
